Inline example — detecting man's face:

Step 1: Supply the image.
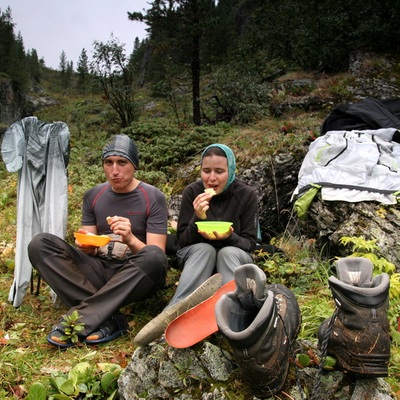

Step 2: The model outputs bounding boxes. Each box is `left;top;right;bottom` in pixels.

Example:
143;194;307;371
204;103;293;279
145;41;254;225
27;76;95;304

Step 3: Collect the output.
103;155;136;193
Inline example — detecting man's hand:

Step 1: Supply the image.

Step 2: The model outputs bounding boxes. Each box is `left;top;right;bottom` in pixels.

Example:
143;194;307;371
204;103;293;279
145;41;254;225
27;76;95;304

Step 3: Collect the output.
75;228;98;255
107;216;133;244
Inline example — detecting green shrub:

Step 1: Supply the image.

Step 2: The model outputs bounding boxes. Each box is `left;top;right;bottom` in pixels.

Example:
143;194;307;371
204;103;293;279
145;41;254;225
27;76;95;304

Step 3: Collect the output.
122;121;228;186
26;362;122;400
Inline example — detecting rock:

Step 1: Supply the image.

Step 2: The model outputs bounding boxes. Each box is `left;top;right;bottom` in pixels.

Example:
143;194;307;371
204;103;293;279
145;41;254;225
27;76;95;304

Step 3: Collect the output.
351;378;394;400
238;152;306;244
0;76;25;126
302;199;400;267
118;341;235;400
119;340;395;399
26;95;58;110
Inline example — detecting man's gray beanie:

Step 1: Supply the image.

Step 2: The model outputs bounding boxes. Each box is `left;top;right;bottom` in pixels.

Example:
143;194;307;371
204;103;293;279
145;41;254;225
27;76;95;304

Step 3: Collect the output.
102;134;139;169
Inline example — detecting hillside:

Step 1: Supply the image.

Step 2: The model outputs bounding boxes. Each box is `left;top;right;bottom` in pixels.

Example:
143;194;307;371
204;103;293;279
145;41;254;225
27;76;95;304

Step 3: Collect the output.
1;52;400;398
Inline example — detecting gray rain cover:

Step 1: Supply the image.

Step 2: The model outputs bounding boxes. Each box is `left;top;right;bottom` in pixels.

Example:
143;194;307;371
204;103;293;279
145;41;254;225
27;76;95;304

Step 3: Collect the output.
1;116;70;307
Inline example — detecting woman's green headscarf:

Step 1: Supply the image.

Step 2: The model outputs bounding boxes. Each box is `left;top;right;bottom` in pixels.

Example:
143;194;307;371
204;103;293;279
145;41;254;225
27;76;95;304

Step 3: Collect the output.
201;144;236;191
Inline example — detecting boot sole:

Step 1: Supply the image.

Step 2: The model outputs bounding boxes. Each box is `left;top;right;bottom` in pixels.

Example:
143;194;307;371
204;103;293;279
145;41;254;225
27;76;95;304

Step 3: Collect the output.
333;350;389;377
133;273;222;345
165;279;236;348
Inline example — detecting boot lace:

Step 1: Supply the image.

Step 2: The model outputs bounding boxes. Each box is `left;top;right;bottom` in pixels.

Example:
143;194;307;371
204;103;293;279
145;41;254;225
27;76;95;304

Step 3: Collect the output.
276;302;306;400
310;308;338;400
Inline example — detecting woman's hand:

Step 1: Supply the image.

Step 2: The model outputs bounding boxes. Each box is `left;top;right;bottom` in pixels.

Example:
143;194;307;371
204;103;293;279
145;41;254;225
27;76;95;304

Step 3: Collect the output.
197;226;234;240
193;192;214;220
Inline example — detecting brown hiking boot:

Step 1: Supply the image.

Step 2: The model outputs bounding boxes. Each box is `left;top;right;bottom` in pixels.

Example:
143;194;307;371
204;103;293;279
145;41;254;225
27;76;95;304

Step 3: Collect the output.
318;257;391;377
215;264;301;397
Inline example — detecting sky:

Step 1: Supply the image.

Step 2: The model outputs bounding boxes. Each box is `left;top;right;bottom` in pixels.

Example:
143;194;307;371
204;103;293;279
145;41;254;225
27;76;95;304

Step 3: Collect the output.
0;0;150;69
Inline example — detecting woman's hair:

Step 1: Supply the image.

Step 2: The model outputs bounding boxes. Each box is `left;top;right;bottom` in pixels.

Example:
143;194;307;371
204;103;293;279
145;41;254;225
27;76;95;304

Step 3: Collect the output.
202;146;227;159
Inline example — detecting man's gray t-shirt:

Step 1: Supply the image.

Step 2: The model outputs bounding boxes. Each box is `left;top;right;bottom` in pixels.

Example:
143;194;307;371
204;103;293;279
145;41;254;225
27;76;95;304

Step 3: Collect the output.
81;181;168;244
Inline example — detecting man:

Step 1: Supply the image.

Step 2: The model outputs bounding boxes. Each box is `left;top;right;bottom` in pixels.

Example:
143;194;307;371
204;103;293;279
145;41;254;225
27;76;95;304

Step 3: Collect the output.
28;134;168;348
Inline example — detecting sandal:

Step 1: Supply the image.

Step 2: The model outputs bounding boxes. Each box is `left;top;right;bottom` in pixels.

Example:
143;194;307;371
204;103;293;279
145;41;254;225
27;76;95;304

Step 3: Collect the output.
84;314;128;345
47;326;75;349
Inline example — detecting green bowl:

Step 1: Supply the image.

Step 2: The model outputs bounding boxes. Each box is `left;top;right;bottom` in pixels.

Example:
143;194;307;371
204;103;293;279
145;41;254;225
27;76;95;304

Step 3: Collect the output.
195;221;233;235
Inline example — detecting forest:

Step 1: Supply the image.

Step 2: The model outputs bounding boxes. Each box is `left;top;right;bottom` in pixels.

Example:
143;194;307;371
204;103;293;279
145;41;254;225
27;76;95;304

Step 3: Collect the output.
1;0;400;128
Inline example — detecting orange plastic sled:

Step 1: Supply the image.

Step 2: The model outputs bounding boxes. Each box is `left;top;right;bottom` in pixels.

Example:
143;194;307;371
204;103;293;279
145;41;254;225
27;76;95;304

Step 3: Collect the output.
165;279;236;348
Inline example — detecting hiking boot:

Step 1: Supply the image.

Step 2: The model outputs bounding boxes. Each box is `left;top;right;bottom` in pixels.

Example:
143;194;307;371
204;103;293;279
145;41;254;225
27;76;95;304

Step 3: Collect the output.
215;264;301;397
318;257;391;377
133;273;222;346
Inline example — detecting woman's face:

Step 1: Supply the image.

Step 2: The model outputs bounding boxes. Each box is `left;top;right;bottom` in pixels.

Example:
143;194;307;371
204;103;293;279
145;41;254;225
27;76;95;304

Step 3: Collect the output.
201;155;229;195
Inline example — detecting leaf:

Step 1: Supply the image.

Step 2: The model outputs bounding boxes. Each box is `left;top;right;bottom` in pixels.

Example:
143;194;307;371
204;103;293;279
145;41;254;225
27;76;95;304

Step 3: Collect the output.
97;363;122;373
50;376;67;390
59;379;77;396
5;258;15;270
323;356;337;370
69;362;91;380
296;353;311;367
77;382;88;393
101;371;118;393
74;324;85;332
107;388;119;400
52;394;72;400
26;382;47;400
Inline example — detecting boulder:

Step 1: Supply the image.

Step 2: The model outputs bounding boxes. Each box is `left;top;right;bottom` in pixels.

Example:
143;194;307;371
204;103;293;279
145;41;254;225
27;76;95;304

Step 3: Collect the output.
118;339;395;399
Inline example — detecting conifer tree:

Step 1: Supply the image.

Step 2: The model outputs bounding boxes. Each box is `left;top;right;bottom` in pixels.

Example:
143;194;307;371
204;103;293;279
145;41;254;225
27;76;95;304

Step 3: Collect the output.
77;48;90;93
129;0;218;126
59;50;67;73
27;49;41;83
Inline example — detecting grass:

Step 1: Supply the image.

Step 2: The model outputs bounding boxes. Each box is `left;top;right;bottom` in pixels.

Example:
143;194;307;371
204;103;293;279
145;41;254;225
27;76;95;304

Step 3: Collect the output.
0;265;182;398
1;64;400;398
2;234;400;398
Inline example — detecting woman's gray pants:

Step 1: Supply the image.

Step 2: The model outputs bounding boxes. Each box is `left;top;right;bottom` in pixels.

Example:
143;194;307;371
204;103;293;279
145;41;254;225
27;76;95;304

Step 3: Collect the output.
167;242;252;307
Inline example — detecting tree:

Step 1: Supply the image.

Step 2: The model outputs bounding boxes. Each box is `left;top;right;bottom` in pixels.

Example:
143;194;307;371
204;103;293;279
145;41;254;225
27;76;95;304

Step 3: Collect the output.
27;48;41;83
0;6;15;73
90;35;137;128
9;31;29;93
59;51;72;89
66;60;74;87
129;0;218;126
77;48;89;92
59;50;67;73
0;7;29;92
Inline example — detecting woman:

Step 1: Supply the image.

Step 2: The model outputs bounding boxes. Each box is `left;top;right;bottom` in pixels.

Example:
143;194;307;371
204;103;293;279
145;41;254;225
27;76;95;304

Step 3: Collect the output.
168;143;259;306
133;143;259;346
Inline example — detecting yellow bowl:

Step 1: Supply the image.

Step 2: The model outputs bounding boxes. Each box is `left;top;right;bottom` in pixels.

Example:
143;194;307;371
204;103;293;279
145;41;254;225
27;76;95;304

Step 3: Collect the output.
195;221;233;235
74;232;110;247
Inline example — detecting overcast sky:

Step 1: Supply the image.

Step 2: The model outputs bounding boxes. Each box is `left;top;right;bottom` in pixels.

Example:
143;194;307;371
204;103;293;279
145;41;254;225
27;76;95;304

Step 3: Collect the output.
0;0;150;69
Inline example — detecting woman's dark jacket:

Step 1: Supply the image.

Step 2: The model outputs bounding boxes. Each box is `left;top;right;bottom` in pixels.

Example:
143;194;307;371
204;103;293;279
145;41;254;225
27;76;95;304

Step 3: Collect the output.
177;179;259;253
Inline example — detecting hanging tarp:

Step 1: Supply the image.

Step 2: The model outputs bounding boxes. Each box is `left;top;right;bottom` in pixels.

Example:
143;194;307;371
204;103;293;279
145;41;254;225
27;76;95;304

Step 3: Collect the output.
1;116;70;307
